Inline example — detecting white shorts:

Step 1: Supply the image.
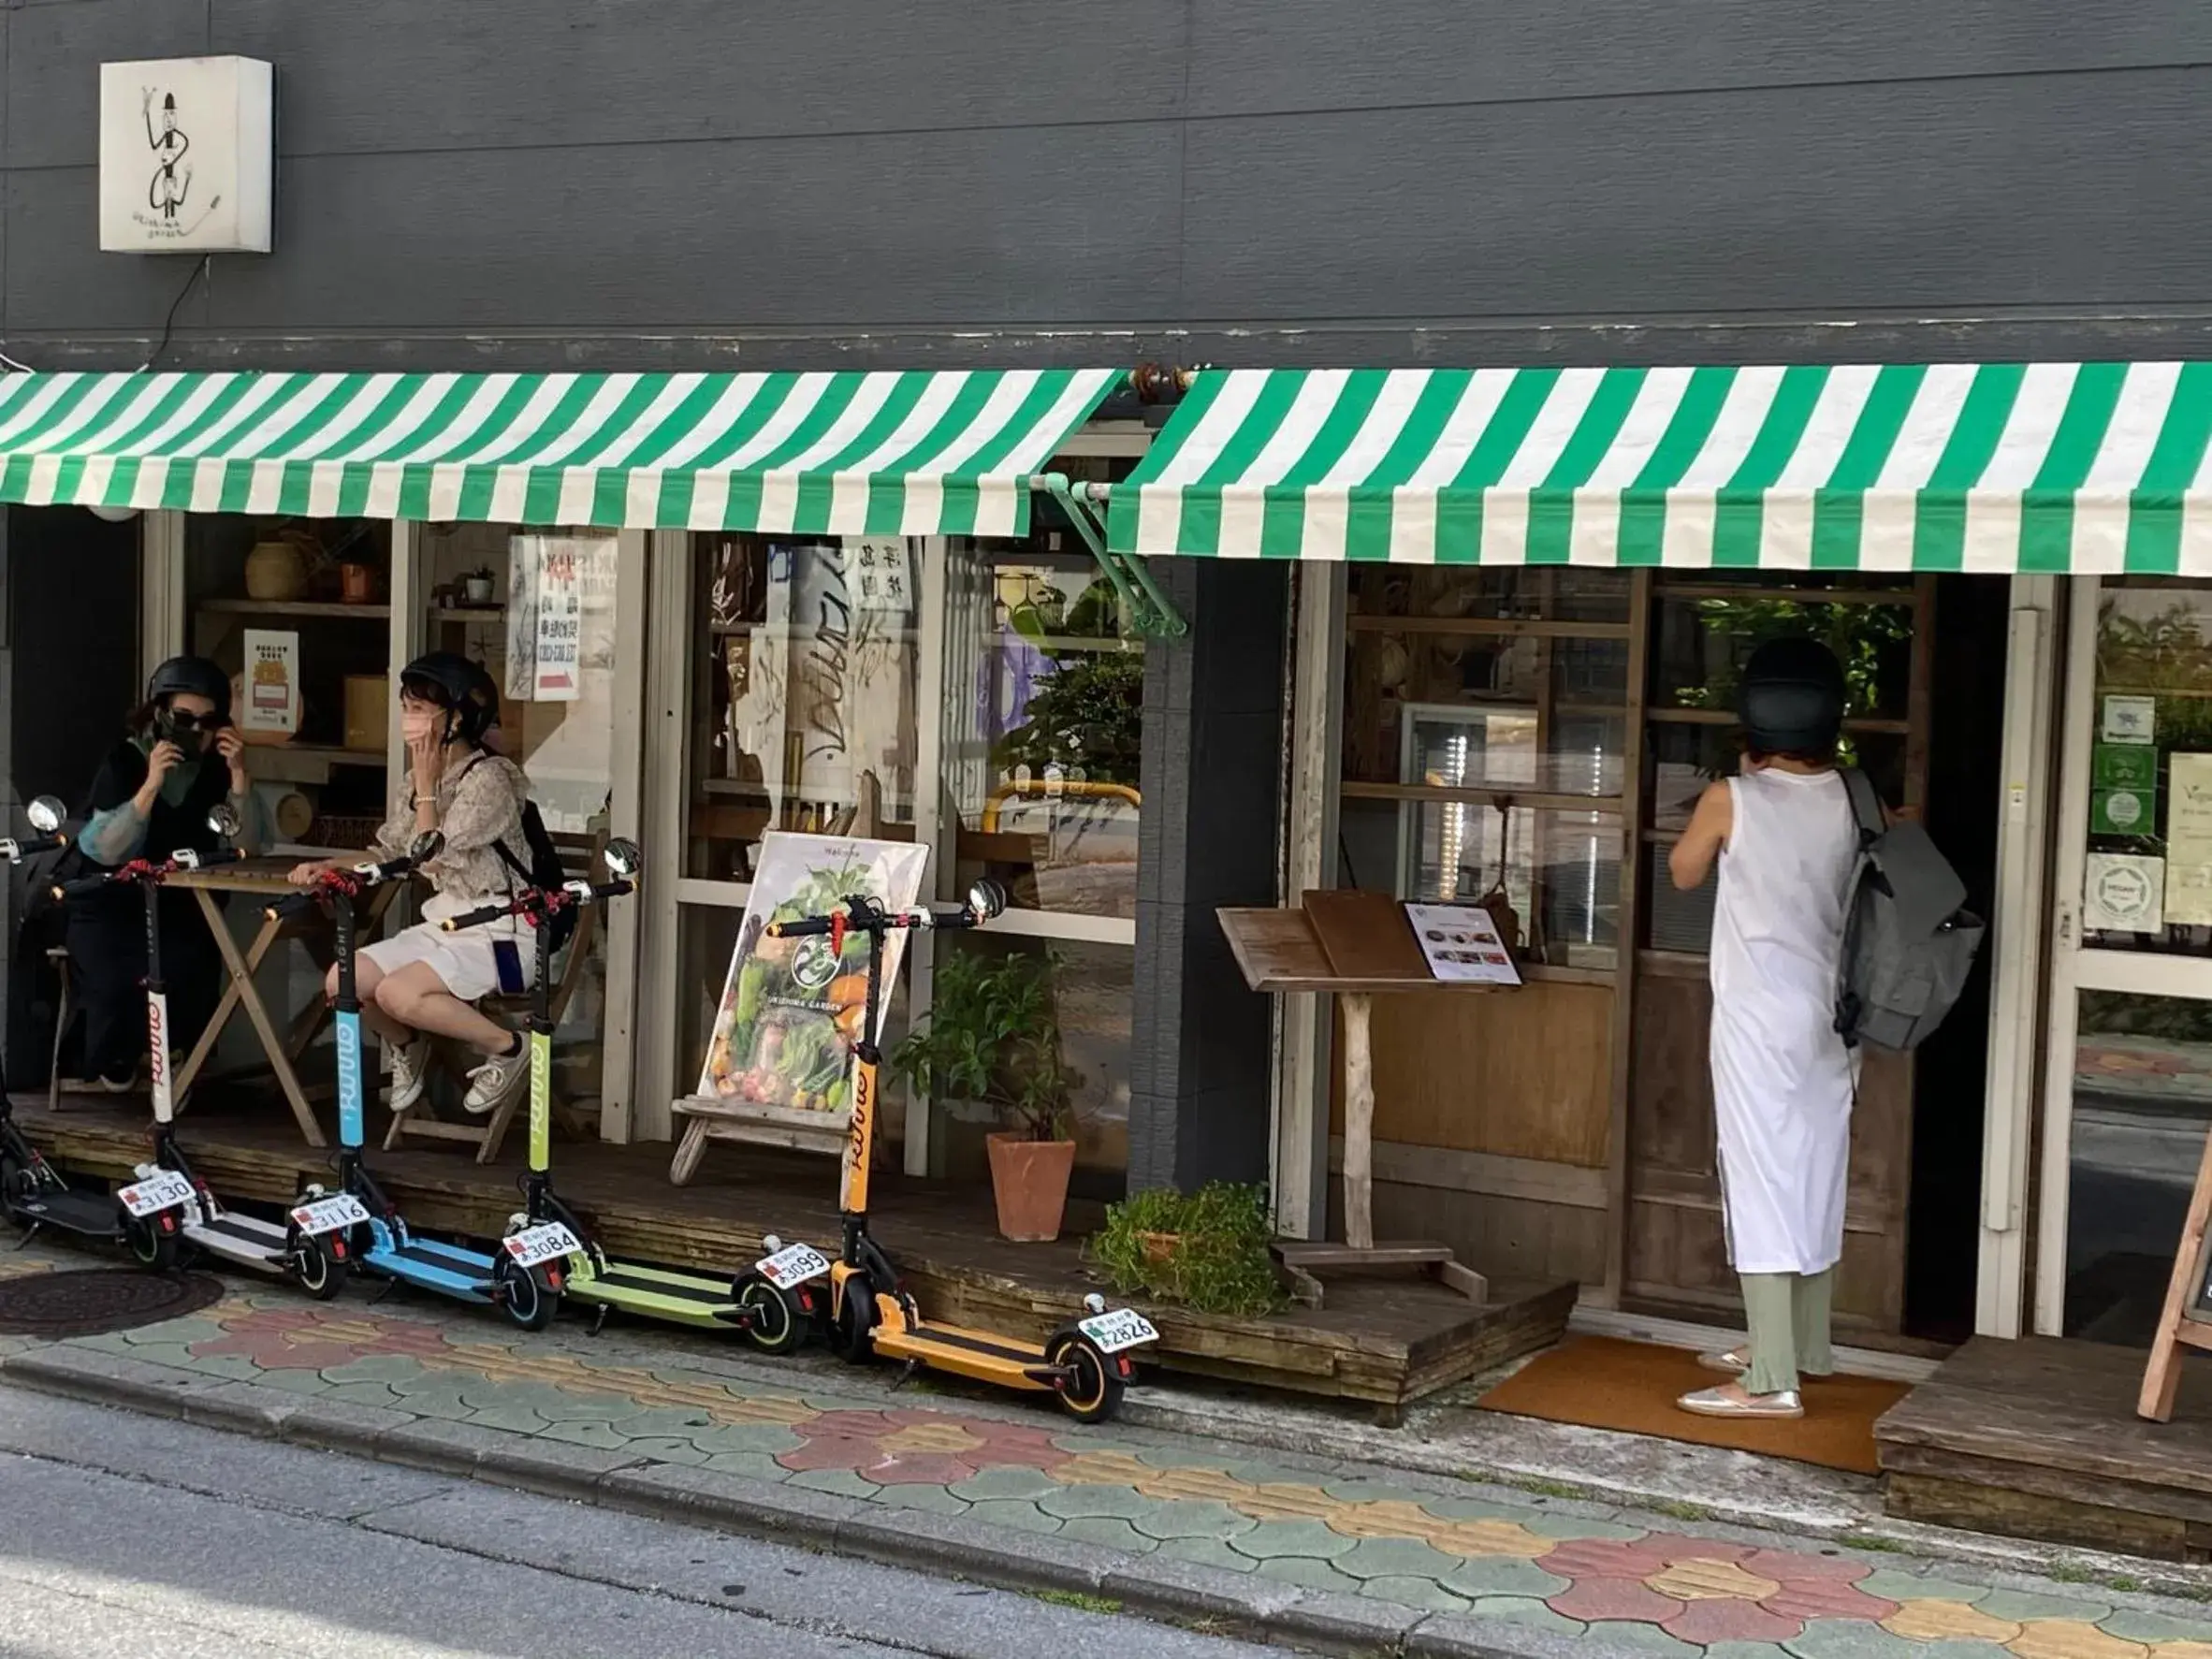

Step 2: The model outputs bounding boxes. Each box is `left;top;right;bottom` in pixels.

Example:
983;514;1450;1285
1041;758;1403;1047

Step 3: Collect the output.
359;918;533;1003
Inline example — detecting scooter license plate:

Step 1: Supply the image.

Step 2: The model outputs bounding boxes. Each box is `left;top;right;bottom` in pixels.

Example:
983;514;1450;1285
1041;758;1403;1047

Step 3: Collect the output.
289;1193;371;1237
116;1169;195;1219
1078;1308;1159;1353
502;1222;581;1268
755;1242;830;1288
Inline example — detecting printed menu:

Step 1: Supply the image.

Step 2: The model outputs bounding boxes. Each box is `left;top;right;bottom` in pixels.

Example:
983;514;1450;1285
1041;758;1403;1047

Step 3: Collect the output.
1404;903;1522;986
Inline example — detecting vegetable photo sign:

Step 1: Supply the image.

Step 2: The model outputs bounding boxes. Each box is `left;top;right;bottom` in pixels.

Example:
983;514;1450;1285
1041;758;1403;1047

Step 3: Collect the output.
696;833;930;1115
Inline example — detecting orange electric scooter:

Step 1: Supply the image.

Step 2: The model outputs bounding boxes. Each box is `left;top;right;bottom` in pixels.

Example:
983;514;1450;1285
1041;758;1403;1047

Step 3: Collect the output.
766;880;1158;1422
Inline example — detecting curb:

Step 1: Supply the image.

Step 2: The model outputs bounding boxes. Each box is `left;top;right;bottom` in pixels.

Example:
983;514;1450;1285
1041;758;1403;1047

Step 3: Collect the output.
0;1346;1641;1658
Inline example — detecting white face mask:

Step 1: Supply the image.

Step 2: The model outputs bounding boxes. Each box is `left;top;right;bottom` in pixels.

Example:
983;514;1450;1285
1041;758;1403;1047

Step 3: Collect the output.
400;705;442;744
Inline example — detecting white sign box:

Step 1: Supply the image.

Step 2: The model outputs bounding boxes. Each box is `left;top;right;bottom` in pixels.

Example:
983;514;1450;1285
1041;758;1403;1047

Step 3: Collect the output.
99;57;273;254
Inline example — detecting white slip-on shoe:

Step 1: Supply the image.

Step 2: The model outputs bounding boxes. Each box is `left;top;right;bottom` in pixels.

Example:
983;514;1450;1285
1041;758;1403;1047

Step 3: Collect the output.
1678;1385;1803;1419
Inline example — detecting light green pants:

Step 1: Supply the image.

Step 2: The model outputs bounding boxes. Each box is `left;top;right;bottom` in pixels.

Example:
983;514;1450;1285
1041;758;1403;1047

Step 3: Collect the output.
1739;1269;1834;1397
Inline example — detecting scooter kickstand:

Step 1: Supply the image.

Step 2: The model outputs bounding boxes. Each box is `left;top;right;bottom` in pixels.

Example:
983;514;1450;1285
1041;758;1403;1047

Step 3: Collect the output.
891;1358;922;1391
589;1303;609;1337
368;1275;397;1304
12;1221;42;1250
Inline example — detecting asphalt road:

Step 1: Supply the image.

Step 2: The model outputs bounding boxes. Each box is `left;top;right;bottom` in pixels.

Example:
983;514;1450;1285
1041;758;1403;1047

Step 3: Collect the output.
0;1389;1280;1659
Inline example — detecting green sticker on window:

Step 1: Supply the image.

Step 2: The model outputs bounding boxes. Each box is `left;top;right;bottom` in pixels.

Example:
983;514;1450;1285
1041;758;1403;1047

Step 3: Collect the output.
2095;787;2157;836
2096;744;2160;791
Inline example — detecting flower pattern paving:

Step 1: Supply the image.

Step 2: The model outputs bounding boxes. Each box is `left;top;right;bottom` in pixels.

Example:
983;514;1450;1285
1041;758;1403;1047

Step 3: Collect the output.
0;1268;2205;1659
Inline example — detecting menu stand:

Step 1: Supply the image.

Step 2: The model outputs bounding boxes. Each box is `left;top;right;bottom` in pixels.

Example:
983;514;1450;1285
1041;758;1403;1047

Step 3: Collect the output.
1217;892;1506;1309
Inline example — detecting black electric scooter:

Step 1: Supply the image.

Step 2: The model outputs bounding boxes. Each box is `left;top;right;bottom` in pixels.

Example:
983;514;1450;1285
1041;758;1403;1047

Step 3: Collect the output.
0;796;156;1257
22;806;246;1268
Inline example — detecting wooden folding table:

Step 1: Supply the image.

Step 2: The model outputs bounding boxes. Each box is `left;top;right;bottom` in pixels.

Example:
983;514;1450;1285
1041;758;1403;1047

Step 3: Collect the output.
168;859;403;1148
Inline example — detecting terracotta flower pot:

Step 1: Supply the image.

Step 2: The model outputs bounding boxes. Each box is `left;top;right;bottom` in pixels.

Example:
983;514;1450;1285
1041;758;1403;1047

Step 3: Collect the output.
1138;1230;1181;1269
986;1132;1076;1243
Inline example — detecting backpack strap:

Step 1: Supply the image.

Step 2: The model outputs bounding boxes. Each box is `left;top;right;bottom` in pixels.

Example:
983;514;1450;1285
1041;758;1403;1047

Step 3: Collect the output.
1840;768;1885;849
454;750;533;887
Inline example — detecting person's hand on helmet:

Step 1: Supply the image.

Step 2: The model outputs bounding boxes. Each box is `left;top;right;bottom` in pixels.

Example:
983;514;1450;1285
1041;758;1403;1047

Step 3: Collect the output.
287;860;335;887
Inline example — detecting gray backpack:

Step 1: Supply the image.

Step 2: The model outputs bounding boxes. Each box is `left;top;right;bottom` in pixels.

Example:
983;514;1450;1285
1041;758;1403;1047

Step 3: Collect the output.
1834;770;1986;1053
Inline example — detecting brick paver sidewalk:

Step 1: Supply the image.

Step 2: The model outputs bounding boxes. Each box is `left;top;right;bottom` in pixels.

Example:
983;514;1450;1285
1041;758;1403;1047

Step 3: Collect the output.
5;1246;2209;1659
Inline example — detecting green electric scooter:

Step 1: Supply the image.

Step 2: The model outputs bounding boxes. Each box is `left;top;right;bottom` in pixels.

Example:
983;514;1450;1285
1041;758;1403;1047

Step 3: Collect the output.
438;841;818;1348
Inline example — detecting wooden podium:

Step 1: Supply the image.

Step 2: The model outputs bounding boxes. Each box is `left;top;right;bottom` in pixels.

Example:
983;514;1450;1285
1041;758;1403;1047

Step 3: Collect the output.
1217;890;1506;1309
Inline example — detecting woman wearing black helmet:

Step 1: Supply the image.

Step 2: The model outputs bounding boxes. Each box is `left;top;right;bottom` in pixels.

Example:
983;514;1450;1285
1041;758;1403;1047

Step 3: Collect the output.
64;655;260;1089
288;652;533;1118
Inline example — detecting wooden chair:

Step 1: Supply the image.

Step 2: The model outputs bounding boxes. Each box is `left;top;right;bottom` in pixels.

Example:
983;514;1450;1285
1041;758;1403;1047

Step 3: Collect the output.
383;830;606;1164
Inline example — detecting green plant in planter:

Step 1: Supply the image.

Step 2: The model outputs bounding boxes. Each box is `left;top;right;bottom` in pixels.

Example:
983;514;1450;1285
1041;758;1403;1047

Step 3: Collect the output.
1089;1182;1286;1317
890;947;1077;1142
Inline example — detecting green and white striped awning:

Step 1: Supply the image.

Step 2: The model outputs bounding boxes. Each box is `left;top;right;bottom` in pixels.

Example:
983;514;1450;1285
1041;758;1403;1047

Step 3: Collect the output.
0;368;1119;535
1107;363;2212;572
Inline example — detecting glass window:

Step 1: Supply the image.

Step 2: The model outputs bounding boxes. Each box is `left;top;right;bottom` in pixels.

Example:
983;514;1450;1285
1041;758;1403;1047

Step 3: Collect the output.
926;933;1129;1199
685;534;922;883
1652;592;1914;719
1348;565;1631;625
184;514;395;849
941;534;1144;920
2064;989;2212;1344
2081;579;2212;954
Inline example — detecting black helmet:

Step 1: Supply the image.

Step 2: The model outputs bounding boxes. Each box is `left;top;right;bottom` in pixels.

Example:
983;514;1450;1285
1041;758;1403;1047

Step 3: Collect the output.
1739;637;1846;755
400;651;494;744
146;656;231;719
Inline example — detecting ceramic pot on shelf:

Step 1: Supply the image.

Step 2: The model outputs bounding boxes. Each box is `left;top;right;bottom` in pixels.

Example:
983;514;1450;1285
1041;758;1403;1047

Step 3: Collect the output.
244;539;308;602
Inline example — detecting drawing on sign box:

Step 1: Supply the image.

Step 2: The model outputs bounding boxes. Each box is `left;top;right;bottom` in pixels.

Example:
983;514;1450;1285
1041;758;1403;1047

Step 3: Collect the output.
132;85;224;238
144;90;191;218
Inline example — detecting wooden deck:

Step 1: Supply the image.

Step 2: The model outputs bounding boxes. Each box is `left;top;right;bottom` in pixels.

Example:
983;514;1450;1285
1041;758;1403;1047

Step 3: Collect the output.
11;1097;1575;1414
1876;1334;2212;1561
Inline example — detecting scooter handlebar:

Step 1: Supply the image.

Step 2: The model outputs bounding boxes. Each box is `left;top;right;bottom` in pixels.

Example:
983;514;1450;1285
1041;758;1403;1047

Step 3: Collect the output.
0;831;65;862
52;872;109;900
265;889;322;921
441;900;515;933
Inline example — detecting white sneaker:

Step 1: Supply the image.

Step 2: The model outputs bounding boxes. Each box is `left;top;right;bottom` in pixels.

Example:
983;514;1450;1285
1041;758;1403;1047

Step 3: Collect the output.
462;1041;530;1117
386;1038;432;1113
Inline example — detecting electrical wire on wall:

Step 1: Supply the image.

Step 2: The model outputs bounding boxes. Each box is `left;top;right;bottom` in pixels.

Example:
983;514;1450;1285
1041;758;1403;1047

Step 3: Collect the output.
138;254;211;372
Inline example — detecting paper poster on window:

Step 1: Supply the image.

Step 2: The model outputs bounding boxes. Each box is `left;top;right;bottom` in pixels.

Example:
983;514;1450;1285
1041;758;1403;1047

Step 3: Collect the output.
845;538;913;618
2165;754;2212;926
505;534;618;705
2103;695;2158;746
1404;902;1523;986
695;833;930;1118
2086;852;2166;934
239;630;298;735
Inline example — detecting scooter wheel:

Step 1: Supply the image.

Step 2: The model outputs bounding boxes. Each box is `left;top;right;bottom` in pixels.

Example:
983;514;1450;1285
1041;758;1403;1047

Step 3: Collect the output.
831;1279;878;1365
730;1273;805;1356
122;1213;179;1273
496;1257;559;1332
0;1153;34;1230
289;1230;346;1302
1048;1335;1124;1425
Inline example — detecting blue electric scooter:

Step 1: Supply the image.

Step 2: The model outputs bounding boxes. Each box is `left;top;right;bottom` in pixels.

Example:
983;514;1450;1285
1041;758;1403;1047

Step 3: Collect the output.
274;833;561;1331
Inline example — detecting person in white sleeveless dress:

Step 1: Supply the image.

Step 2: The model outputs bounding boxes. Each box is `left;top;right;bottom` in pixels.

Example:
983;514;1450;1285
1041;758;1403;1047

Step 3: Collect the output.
1666;639;1860;1419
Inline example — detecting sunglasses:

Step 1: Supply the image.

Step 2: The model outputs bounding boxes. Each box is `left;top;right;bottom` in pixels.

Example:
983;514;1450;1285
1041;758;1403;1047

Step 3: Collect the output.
163;710;230;733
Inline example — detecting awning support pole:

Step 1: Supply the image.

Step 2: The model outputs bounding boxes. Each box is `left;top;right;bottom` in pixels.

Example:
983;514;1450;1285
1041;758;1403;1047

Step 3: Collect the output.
1026;473;1188;639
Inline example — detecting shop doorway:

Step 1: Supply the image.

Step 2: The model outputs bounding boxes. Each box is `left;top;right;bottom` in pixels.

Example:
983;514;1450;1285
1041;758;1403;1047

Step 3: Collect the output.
2037;577;2212;1346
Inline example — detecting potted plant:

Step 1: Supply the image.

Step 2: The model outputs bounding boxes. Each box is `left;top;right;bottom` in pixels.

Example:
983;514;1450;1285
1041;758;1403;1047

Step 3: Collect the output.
1089;1183;1286;1317
891;947;1080;1242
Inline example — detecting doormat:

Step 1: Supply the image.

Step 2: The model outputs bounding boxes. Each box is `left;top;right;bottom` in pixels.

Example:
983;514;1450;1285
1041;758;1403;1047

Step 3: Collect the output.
0;1268;223;1338
1475;1335;1913;1476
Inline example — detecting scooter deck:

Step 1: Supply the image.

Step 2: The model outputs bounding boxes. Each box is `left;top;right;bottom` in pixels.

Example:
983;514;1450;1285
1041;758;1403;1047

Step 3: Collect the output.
569;1259;736;1330
869;1314;1055;1392
11;1187;123;1238
363;1233;499;1300
181;1209;288;1270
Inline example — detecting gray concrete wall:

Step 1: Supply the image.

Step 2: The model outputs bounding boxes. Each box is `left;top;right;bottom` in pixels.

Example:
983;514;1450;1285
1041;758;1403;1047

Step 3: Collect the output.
4;1;2211;371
